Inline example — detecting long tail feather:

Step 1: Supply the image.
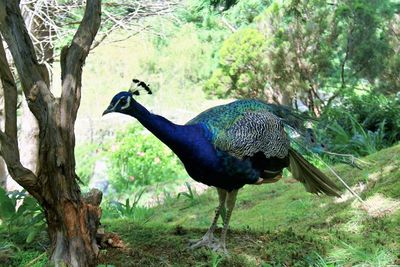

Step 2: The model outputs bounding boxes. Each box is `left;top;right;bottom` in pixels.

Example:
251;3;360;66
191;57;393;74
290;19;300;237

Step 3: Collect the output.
288;148;341;197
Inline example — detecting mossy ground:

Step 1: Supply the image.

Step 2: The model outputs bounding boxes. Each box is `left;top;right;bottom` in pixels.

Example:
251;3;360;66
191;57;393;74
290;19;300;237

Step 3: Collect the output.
98;144;400;266
1;145;399;266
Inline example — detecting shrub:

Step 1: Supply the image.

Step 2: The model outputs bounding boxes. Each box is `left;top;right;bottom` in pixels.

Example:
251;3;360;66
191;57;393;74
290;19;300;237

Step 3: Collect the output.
204;28;268;98
0;189;45;244
107;124;188;193
318;93;400;156
101;189;154;221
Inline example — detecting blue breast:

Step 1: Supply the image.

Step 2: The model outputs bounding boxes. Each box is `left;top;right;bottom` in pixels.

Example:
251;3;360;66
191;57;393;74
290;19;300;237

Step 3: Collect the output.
172;123;260;191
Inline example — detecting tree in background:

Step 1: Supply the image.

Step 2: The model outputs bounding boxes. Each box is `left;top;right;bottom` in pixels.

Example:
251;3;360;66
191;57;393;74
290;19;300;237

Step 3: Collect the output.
203;0;398;112
205;1;334;107
204;28;268;99
379;13;400;94
0;0;102;265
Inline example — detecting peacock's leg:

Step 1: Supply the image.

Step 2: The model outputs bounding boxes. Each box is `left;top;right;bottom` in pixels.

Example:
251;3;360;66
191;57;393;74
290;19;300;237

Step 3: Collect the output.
189;188;227;249
210;189;238;253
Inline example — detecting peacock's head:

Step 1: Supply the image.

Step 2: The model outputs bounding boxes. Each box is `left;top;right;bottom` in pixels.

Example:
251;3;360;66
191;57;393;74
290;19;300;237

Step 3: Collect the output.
103;79;152;116
102;91;134;116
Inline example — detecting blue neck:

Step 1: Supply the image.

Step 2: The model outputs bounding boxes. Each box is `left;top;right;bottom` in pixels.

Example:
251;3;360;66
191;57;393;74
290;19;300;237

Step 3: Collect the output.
125;100;195;155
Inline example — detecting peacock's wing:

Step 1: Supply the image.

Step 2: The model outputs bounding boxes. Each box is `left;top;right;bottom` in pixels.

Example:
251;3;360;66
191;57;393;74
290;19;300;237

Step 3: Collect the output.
187;100;290;159
214;111;290;159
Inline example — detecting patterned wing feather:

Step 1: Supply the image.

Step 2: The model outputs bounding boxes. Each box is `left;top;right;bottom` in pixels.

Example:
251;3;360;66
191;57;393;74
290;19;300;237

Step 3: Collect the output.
187;99;290;160
215;111;290;159
187;100;273;138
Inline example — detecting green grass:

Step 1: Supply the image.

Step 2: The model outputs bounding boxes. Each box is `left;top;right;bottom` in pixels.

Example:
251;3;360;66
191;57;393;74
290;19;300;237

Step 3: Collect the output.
2;145;400;266
96;144;400;266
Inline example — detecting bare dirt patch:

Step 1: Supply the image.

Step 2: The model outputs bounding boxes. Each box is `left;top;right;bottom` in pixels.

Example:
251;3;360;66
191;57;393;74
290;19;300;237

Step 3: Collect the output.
357;194;400;217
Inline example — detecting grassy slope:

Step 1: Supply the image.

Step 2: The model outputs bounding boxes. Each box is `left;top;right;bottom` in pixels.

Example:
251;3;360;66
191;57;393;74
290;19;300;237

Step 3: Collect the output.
1;146;399;266
95;144;400;266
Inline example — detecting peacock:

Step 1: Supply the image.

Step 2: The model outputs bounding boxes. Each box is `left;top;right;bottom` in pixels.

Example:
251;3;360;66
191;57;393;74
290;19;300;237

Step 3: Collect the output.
103;79;341;253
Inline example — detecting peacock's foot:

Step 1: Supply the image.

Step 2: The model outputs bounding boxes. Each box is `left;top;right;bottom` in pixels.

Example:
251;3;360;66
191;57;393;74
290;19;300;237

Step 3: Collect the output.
189;235;228;254
189;233;219;250
209;240;228;254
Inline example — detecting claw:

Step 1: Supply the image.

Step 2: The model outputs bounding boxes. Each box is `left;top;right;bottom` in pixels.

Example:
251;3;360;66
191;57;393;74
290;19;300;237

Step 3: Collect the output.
188;234;229;254
188;234;219;250
210;241;228;255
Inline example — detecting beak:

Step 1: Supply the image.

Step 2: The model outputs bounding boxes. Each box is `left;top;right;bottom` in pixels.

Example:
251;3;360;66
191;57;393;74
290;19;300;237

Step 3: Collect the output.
102;105;113;116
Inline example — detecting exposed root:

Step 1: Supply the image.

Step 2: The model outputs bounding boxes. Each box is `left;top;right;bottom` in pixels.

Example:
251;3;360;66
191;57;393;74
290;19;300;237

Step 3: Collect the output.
96;228;126;249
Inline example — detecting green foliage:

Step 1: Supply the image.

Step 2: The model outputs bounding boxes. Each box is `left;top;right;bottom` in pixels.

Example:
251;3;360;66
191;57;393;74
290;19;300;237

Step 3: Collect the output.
178;0;221;28
0;240;20;265
177;182;198;207
204;28;267;98
146;24;214;85
177;182;196;200
204;0;337;104
203;0;398;112
207;0;238;11
0;188;15;221
224;0;273;25
105;189;145;218
326;241;396;266
319;93;400;156
0;189;45;244
341;94;400;142
377;53;400;94
320;113;386;156
210;251;223;267
333;0;394;82
107;124;187;193
11;251;47;267
101;189;154;224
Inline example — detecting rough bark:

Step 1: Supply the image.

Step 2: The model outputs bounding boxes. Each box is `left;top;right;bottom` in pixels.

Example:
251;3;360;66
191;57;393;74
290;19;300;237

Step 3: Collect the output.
0;82;7;189
0;157;5;189
0;0;102;266
18;100;39;175
0;36;40;198
16;0;52;178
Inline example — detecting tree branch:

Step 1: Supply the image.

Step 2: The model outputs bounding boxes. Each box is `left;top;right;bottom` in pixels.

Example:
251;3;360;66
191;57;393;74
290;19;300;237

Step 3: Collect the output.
0;0;53;128
0;131;41;201
60;0;101;126
0;36;17;139
0;35;40;200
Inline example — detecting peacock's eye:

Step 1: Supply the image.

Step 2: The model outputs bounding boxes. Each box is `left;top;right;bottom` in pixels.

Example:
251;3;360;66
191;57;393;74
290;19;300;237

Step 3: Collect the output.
119;98;127;105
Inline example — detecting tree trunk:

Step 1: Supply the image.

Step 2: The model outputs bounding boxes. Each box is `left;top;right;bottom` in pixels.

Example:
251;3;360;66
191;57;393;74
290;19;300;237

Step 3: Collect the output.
0;157;6;189
0;88;6;189
0;0;102;265
34;104;103;266
18;100;39;175
268;87;292;105
16;0;53;179
45;189;102;266
279;90;291;106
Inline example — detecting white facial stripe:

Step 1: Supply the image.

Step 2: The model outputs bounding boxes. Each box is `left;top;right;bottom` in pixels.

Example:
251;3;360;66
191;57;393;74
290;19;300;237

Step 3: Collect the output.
121;96;131;109
109;100;120;111
110;96;131;111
